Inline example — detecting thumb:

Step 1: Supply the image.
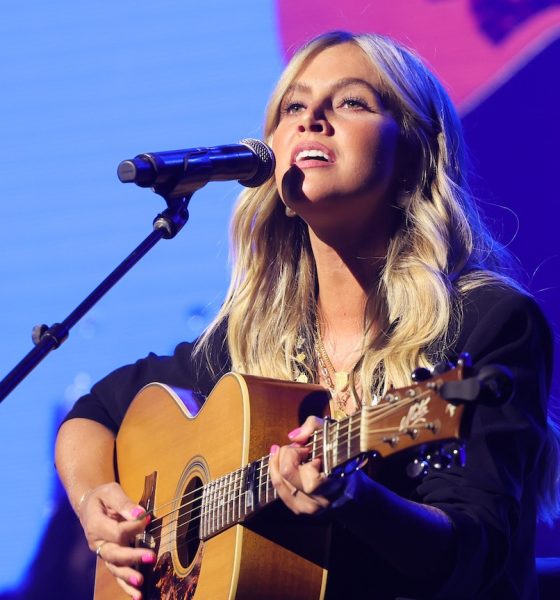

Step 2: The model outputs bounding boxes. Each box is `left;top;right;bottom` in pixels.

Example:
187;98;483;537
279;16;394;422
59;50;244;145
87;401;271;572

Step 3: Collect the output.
98;482;148;522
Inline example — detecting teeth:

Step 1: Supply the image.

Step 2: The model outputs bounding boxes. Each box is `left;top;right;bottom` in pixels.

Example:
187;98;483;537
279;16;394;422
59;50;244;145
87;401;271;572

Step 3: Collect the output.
295;149;330;162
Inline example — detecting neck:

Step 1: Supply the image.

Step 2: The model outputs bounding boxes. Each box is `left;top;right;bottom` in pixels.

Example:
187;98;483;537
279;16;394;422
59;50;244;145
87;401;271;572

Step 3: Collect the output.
309;228;385;369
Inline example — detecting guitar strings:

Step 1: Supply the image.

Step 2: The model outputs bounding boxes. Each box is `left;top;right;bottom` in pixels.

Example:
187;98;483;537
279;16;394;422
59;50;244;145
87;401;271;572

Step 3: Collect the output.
140;390;440;551
141;389;432;534
136;410;357;523
149;417;432;552
143;411;359;528
143;388;427;525
151;425;443;552
152;412;428;543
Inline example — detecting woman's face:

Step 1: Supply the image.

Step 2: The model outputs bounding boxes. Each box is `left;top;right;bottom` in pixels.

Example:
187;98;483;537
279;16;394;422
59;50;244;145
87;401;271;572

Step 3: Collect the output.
272;42;401;239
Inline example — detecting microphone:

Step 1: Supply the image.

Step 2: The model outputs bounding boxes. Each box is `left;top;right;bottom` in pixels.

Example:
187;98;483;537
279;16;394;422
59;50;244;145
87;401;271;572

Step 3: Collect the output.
117;139;275;194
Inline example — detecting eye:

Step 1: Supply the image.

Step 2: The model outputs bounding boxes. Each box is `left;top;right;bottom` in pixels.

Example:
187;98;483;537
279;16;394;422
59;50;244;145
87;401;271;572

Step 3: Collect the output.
339;96;374;111
280;100;306;116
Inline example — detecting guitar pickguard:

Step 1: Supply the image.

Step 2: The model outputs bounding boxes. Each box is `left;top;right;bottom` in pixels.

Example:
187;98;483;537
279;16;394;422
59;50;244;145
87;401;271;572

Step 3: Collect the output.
152;549;203;600
142;457;209;599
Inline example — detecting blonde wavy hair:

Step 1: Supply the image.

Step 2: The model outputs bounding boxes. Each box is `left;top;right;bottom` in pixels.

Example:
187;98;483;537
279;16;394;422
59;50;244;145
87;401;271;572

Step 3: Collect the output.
200;30;517;389
197;31;558;519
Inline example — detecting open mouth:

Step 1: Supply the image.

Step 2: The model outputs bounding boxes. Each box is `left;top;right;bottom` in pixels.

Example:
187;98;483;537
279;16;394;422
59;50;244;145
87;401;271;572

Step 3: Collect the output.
295;149;331;163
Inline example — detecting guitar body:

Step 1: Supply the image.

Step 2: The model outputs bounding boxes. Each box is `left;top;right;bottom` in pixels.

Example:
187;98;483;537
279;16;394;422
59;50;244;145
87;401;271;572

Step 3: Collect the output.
94;373;331;600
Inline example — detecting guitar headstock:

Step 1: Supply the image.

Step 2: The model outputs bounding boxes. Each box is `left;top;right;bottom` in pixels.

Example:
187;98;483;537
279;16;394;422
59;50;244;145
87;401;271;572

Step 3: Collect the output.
360;364;465;458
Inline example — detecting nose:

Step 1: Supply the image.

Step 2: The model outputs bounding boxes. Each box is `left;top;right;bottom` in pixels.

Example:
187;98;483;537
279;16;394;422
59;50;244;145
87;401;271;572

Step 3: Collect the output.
297;105;331;134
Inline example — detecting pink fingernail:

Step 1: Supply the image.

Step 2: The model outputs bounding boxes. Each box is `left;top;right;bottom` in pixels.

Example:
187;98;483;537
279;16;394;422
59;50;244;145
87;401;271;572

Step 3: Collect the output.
131;507;146;519
142;552;155;564
129;576;140;586
270;444;279;455
288;427;302;439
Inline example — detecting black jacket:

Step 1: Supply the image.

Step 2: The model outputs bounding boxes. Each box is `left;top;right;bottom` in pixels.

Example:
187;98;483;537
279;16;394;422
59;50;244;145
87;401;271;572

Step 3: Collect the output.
65;284;553;599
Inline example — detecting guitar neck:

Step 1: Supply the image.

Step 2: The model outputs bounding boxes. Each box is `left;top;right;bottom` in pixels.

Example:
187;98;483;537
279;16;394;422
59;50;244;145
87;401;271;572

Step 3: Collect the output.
200;370;463;540
199;413;362;539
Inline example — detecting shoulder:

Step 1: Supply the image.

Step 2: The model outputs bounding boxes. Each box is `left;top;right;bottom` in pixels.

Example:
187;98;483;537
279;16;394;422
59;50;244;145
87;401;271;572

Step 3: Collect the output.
456;282;551;351
63;321;231;433
460;282;542;320
454;281;553;387
146;319;231;395
109;319;230;394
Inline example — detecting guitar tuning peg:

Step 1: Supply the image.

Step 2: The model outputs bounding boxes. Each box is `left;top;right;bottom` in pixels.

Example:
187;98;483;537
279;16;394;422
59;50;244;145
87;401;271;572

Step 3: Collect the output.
406;455;430;479
447;442;466;468
457;352;472;367
411;367;432;382
407;442;466;480
424;447;451;471
428;443;466;470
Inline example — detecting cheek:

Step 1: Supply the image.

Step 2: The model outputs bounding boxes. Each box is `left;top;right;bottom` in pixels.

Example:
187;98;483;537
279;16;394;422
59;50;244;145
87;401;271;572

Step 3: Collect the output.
360;124;400;184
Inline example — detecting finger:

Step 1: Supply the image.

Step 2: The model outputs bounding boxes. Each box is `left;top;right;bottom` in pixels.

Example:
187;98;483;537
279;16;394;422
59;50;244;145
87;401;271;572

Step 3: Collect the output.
110;563;145;600
97;482;148;521
104;558;143;586
268;444;292;492
277;444;310;488
289;490;328;514
85;509;150;550
299;458;328;495
95;540;156;569
269;446;325;514
287;416;324;443
288;457;330;510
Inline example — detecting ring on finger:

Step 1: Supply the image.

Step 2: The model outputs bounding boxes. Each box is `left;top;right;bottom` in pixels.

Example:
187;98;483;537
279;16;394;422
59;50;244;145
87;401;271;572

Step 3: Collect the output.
95;541;108;560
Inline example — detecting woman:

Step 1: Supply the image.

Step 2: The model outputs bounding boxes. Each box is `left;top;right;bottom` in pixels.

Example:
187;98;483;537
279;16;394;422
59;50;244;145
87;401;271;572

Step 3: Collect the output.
55;31;558;599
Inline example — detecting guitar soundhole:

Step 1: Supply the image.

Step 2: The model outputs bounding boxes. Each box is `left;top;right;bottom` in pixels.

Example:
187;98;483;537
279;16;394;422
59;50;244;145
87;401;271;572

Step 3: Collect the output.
176;475;203;569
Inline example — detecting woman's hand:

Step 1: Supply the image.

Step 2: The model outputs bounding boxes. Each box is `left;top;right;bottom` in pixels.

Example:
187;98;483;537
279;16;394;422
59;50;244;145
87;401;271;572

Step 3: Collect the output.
79;482;155;599
268;415;331;514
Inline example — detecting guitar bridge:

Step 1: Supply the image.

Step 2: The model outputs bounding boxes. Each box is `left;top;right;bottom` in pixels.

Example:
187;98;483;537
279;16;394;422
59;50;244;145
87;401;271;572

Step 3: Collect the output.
134;471;158;551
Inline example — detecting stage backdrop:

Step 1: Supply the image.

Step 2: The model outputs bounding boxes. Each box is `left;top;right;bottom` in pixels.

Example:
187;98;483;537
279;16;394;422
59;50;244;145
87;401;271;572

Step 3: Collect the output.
0;1;558;596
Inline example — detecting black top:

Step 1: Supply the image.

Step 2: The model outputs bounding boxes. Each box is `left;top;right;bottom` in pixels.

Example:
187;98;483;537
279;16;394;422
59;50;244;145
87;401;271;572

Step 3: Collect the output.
65;284;553;599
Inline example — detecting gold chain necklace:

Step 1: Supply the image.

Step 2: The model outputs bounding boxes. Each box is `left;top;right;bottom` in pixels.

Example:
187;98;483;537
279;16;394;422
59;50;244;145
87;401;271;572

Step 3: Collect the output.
316;336;362;420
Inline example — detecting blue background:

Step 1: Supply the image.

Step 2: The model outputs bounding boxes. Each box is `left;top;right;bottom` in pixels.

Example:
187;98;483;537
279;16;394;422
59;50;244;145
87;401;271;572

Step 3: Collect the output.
0;1;282;590
0;1;558;595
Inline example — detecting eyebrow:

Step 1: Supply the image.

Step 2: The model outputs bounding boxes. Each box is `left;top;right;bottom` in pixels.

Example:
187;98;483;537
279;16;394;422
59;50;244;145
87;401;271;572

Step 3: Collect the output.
284;77;382;100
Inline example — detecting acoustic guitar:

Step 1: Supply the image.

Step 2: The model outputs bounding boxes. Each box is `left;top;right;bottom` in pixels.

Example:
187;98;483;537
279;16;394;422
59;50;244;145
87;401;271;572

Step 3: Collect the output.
94;367;465;600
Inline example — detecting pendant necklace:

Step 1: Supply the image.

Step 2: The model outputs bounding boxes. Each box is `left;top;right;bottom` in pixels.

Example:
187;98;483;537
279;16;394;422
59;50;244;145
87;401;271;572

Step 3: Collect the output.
316;335;363;420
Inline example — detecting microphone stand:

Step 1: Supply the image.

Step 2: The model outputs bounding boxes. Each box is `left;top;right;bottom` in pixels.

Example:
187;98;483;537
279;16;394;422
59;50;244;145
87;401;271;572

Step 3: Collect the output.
0;189;191;404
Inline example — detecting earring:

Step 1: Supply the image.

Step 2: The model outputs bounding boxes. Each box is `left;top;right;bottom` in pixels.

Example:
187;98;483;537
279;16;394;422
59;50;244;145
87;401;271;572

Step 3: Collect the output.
285;206;297;218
